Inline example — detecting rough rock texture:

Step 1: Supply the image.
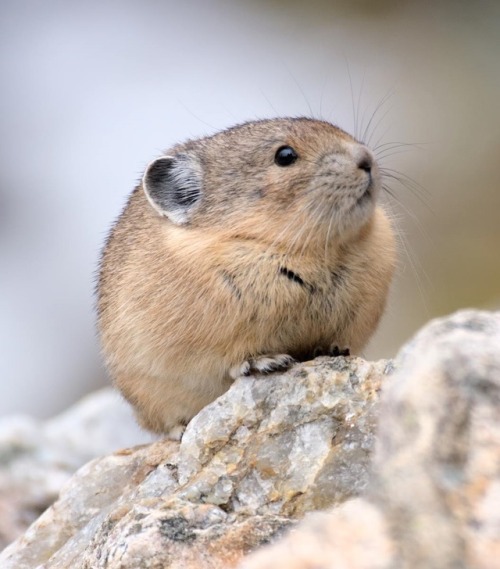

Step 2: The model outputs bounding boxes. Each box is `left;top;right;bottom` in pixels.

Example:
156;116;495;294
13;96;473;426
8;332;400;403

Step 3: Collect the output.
0;357;389;568
0;389;152;550
240;499;394;569
241;310;500;569
3;310;499;569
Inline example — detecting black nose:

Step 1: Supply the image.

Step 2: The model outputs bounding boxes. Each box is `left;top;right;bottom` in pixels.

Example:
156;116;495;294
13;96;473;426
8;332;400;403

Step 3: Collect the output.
357;152;373;174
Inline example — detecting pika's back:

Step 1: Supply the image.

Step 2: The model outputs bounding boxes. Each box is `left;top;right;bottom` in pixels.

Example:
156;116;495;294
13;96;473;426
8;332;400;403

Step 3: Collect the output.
97;117;396;435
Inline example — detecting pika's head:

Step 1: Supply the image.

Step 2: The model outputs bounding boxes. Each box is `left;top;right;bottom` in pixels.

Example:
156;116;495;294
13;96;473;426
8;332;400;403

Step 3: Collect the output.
142;118;380;246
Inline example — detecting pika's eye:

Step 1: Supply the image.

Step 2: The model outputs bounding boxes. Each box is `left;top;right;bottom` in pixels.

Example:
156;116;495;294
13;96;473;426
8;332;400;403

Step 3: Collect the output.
275;145;298;166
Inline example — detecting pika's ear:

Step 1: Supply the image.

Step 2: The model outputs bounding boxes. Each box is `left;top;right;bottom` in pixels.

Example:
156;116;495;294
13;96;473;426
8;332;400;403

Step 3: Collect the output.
142;154;202;225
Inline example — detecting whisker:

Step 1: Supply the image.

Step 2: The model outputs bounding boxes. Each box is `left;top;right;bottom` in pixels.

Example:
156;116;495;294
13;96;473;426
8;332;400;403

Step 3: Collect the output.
282;216;310;257
176;100;217;132
260;89;280;117
373;140;425;152
380;171;432;211
355;68;367;142
376;147;420;161
391;205;432;312
319;75;329;121
380;167;430;196
375;142;426;162
323;207;335;266
298;201;327;260
381;184;430;239
371;124;392;152
293;202;323;258
345;60;359;140
285;64;315;118
264;211;304;256
365;103;394;148
361;89;394;146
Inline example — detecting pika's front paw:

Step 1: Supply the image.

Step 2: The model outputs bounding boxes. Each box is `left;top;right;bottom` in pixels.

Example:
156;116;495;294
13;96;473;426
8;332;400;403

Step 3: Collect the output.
329;345;350;357
312;345;351;358
229;354;295;379
166;423;187;441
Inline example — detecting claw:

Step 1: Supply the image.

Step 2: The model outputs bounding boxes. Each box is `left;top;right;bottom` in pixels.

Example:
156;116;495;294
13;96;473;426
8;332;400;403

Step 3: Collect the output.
329;345;350;357
230;354;295;379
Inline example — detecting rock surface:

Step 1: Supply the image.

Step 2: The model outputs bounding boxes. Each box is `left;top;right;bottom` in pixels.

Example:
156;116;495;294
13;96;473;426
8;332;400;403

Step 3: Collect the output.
240;499;394;569
0;389;152;550
2;310;499;569
241;310;500;569
0;357;389;568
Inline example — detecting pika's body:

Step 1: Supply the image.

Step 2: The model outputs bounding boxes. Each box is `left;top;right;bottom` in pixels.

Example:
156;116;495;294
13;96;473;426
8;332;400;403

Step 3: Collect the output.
98;118;396;434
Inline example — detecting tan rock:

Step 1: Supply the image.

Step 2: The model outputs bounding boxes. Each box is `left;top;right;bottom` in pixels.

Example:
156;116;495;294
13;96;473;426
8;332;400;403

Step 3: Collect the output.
0;389;151;550
240;499;395;569
373;309;500;568
241;310;500;569
0;357;389;568
5;310;498;568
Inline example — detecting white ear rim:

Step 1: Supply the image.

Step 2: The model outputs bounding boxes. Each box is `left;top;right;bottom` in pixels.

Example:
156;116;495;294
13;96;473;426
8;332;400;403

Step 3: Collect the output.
142;155;201;225
142;155;176;219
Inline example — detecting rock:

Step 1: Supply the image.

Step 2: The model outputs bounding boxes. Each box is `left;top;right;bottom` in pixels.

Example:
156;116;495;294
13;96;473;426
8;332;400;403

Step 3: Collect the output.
239;499;394;569
0;389;152;550
373;309;500;568
0;357;390;568
241;310;500;569
4;310;499;569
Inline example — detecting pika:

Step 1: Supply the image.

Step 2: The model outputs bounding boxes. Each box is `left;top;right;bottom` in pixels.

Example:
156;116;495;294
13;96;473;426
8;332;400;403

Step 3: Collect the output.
97;118;396;435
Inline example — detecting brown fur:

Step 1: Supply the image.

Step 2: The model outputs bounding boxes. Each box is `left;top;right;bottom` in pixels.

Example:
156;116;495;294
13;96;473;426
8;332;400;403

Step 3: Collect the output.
97;118;396;434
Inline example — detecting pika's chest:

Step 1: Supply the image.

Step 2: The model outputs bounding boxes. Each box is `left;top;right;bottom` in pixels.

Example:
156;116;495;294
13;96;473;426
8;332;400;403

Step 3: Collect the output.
222;251;358;326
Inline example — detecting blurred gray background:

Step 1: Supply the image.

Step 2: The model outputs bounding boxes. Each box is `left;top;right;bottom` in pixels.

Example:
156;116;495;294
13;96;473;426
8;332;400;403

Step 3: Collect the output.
1;0;499;419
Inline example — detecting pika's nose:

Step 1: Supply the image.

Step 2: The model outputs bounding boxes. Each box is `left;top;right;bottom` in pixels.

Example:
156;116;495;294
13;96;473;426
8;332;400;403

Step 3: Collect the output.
356;149;373;174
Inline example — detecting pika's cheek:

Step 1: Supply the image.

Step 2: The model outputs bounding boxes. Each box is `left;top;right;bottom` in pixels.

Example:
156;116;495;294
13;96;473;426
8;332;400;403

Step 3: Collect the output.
262;172;308;205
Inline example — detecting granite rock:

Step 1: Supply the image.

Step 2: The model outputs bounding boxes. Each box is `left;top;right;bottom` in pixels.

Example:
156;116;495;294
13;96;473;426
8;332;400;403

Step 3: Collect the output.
241;310;500;569
4;310;499;568
0;357;389;568
0;389;152;549
239;499;394;569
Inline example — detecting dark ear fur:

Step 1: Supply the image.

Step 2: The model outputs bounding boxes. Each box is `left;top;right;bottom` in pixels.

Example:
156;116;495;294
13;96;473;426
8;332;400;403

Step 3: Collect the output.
142;154;202;224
